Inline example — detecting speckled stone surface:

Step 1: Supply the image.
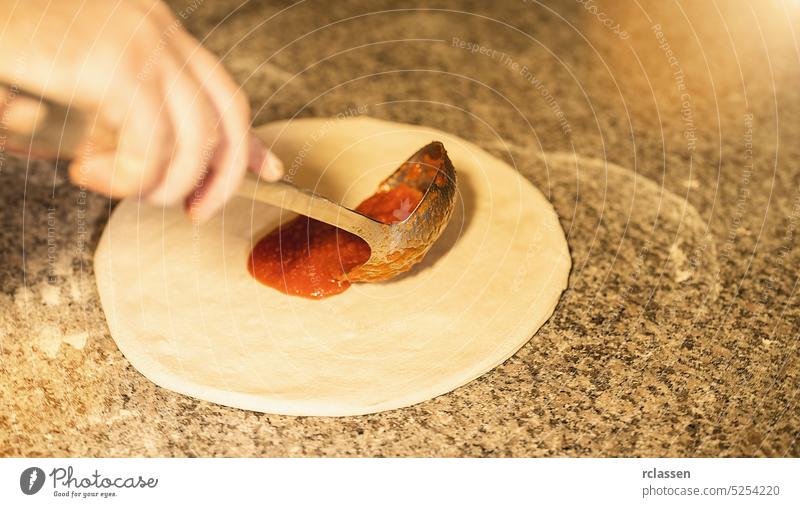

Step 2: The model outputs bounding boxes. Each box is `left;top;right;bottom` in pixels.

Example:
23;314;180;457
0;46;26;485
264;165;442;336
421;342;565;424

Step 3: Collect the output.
1;0;798;457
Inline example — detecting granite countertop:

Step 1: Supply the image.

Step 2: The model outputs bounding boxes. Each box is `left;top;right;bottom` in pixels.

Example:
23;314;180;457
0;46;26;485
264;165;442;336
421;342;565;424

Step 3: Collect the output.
1;0;798;457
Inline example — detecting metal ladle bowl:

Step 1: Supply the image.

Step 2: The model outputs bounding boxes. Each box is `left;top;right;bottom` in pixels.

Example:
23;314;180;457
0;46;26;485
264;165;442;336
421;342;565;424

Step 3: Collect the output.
238;141;458;282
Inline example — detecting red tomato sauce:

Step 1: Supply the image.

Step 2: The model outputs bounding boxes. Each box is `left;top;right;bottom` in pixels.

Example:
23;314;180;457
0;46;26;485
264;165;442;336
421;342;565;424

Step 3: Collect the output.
247;183;423;299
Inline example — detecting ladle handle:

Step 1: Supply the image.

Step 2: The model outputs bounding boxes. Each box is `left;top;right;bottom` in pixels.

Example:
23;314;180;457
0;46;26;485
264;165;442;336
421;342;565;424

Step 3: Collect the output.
236;176;386;239
0;82;116;159
0;82;385;240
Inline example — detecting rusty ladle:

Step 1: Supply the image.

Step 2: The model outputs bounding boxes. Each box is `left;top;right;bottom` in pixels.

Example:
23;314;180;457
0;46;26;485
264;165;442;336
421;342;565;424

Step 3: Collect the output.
1;85;458;281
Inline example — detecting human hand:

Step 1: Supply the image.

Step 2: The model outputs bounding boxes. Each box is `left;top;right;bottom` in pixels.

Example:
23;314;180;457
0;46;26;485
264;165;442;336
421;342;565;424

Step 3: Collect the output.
0;0;283;221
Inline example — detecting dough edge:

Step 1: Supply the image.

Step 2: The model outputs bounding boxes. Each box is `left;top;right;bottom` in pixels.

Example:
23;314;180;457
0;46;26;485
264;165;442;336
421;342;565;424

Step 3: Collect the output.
94;117;571;416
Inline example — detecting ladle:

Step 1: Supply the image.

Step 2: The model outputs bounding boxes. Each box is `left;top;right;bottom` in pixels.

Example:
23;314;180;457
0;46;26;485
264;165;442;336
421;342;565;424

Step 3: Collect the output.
0;85;458;280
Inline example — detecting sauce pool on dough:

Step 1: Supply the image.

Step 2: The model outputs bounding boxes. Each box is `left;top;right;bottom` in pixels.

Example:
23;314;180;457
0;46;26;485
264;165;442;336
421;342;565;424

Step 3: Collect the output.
248;183;424;299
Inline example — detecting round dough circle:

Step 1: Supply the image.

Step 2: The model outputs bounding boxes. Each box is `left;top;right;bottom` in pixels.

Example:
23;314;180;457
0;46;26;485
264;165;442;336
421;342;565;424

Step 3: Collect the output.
94;117;571;416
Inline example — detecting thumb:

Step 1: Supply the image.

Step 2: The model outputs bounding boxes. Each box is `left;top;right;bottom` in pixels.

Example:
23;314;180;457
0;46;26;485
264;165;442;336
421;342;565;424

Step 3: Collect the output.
68;151;160;199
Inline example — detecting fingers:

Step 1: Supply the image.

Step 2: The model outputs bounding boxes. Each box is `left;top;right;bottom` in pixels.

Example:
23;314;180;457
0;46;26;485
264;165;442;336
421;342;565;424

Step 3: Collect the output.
145;53;219;207
68;82;174;198
248;133;285;180
62;0;286;222
174;35;284;222
176;40;249;222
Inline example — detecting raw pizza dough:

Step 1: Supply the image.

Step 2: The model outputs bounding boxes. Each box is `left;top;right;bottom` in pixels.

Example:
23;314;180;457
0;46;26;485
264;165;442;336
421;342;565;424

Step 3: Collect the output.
94;117;571;416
